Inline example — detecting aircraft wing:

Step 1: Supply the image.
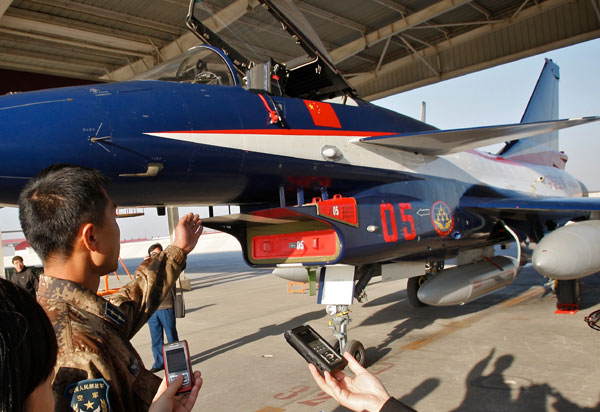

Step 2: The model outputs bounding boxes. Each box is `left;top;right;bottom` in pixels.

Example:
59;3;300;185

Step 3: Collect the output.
354;117;600;155
461;196;600;214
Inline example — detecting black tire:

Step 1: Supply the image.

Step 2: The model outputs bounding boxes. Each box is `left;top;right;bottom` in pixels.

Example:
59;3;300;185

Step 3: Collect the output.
330;339;341;354
343;340;366;367
407;276;427;307
556;279;582;307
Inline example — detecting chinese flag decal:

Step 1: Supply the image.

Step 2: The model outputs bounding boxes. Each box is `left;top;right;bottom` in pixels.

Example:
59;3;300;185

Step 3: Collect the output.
304;100;342;128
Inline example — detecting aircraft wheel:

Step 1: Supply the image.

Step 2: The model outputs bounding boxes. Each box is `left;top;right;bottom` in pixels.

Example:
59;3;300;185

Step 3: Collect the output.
407;276;428;308
343;340;366;367
556;279;582;307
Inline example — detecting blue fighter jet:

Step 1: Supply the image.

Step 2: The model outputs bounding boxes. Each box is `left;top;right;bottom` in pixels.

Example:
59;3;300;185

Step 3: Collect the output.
1;0;598;362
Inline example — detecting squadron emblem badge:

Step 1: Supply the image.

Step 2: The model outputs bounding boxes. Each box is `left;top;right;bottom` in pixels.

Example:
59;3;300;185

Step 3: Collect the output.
431;201;454;237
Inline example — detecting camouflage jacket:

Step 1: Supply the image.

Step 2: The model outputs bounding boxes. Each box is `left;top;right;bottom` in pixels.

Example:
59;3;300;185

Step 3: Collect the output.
37;245;186;412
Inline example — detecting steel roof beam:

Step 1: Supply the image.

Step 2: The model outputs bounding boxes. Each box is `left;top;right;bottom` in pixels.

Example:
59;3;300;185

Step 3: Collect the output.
592;0;600;25
296;1;368;33
0;0;12;19
330;0;472;64
0;26;151;58
352;0;580;99
0;60;101;81
6;7;169;46
375;36;391;72
24;0;186;36
469;1;492;19
0;15;156;55
371;0;410;16
398;35;439;77
0;30;128;62
0;46;110;71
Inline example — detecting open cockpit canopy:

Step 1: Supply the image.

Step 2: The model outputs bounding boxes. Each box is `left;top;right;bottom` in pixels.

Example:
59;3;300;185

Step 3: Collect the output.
184;0;357;100
131;45;240;87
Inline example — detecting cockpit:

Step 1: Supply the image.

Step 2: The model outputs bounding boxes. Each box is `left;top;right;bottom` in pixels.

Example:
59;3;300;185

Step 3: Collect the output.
131;45;239;87
133;0;358;103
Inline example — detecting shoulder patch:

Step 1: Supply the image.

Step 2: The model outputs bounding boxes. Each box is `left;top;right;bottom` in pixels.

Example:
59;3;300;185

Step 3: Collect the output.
104;301;126;327
65;378;111;412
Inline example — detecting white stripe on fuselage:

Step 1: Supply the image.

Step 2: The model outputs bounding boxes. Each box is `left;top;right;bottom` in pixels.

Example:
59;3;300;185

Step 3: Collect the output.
145;131;583;198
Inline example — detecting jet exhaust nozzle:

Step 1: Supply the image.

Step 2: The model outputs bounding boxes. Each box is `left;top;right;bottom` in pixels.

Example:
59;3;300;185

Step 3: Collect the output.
532;220;600;280
417;256;519;306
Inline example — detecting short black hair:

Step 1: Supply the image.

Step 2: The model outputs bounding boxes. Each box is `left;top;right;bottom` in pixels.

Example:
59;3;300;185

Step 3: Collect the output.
18;164;110;261
0;278;57;411
148;243;163;256
11;255;23;264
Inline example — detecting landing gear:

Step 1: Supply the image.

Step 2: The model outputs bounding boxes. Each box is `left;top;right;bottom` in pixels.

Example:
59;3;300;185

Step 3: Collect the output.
325;304;366;367
344;340;366;365
321;265;376;368
407;260;443;308
407;276;427;307
555;279;582;308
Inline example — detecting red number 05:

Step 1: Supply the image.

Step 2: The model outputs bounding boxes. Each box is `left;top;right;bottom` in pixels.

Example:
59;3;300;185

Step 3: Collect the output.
380;203;416;242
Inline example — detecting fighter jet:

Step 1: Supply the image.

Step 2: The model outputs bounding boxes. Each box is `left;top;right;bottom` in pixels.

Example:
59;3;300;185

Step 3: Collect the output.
0;0;598;362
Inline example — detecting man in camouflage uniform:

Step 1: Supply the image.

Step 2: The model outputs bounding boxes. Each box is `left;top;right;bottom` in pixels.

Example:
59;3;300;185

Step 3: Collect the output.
18;165;202;412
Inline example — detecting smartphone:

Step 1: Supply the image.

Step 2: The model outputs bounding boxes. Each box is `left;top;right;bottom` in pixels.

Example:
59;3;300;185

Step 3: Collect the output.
162;340;194;394
284;324;347;374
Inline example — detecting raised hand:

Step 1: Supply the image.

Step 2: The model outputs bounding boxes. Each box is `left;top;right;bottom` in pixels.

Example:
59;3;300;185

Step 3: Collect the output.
172;213;203;255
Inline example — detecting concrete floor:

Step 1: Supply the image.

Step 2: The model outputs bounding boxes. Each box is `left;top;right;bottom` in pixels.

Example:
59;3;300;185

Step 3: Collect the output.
121;238;600;412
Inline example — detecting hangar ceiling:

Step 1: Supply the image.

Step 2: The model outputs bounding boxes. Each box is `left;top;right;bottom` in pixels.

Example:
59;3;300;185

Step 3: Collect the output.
0;0;599;100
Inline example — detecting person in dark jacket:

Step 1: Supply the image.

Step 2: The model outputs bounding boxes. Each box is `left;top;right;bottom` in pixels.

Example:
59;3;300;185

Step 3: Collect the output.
11;255;38;297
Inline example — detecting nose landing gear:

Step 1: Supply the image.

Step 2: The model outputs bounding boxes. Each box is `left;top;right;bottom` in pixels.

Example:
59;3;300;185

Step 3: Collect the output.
326;304;366;367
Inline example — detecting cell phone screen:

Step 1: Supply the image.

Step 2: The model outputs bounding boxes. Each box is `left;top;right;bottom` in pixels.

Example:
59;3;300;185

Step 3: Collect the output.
166;348;188;373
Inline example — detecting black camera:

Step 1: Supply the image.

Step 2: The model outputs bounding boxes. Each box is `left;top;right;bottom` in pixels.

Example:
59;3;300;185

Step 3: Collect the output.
284;324;347;374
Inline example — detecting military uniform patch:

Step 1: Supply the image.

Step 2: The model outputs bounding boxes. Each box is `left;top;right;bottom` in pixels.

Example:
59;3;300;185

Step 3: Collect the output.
65;378;111;412
104;301;126;327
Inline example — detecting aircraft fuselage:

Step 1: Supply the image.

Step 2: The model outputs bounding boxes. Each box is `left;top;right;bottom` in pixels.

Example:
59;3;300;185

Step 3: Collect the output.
0;80;583;208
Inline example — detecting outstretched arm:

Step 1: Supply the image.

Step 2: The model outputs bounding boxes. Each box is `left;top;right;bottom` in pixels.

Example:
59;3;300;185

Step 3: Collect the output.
308;352;391;412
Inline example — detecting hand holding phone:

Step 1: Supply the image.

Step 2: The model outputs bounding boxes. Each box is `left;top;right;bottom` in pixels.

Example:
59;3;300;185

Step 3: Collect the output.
162;340;194;394
284;324;347;374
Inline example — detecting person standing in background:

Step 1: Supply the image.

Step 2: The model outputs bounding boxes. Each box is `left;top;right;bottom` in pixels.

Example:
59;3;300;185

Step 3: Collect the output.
145;242;180;373
11;255;38;297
